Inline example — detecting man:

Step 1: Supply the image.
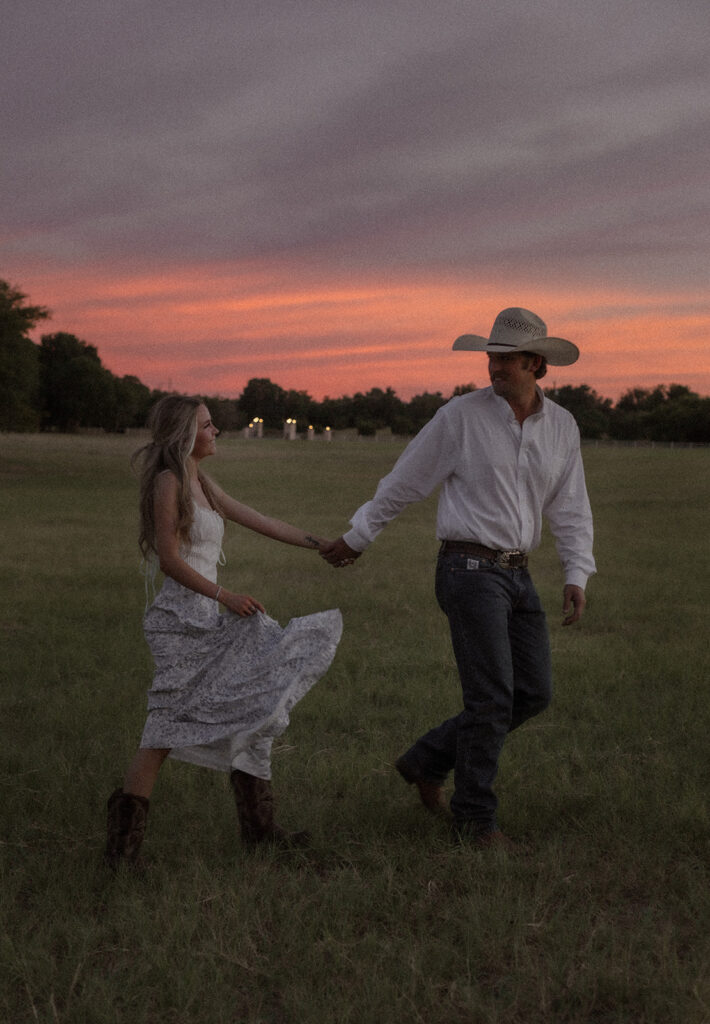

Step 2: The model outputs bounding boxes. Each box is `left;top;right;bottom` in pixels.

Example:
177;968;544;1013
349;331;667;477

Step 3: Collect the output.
321;307;595;847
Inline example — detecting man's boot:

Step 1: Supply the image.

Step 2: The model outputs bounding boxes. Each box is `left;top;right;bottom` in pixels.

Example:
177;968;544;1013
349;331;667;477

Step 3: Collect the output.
395;755;449;815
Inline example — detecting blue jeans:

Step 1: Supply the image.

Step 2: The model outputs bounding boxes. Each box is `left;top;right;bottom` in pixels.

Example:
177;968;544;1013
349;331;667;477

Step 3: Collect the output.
402;550;552;832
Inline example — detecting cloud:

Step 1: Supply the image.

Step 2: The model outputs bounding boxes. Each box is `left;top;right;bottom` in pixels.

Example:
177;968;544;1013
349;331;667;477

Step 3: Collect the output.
2;0;709;399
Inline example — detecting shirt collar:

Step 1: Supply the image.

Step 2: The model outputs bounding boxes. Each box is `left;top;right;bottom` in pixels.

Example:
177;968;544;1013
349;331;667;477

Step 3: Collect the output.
486;384;547;420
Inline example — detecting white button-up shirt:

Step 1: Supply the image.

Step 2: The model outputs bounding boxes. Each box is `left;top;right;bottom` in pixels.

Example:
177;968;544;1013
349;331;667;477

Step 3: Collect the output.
343;387;596;589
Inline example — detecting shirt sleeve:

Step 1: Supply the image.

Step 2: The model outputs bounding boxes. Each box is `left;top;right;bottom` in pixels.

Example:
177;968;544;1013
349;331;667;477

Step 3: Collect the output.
343;408;459;551
543;429;596;589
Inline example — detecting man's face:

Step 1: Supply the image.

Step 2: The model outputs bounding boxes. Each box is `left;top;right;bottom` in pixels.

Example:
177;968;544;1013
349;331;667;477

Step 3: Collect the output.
488;352;539;398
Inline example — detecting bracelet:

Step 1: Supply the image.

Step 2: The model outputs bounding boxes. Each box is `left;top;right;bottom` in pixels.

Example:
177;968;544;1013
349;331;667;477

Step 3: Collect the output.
215;586;222;602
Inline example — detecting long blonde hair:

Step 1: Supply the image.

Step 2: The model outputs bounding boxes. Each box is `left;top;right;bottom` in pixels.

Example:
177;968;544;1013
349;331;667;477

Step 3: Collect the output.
132;394;220;558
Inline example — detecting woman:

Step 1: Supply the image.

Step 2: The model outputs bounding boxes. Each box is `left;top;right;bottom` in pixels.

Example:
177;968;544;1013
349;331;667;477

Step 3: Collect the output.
105;395;342;869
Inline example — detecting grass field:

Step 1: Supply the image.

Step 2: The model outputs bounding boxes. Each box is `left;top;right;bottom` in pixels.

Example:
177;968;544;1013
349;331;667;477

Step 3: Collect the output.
1;432;709;1024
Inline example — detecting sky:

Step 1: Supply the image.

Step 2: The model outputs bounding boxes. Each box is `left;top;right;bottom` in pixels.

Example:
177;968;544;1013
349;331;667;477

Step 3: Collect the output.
3;0;709;402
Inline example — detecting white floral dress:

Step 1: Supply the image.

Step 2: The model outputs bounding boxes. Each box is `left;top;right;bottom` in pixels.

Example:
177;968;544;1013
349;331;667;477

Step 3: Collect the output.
139;503;342;772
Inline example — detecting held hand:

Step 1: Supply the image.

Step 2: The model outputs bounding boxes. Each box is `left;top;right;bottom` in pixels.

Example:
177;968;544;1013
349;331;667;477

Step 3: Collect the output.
220;591;266;617
319;536;361;568
562;585;586;626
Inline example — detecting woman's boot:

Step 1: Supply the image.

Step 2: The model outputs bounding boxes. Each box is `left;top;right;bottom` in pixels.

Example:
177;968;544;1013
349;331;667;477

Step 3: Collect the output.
105;788;149;871
230;769;309;847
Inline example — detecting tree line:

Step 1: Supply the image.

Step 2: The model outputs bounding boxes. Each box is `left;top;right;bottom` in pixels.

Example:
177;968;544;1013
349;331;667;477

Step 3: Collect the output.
2;279;709;442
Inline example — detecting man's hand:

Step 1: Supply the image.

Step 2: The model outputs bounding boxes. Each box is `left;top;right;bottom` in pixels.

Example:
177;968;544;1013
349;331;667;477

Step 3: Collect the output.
562;584;586;626
319;537;361;567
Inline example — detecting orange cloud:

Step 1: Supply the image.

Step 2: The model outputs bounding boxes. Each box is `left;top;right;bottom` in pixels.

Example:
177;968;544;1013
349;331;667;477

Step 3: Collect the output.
17;259;710;401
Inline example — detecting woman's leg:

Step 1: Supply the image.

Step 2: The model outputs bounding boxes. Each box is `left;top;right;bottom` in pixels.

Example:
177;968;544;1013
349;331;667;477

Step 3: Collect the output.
105;748;170;869
123;747;171;799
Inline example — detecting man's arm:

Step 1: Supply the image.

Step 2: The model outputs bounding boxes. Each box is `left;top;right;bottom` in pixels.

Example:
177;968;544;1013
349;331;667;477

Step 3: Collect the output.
320;411;458;568
334;407;459;558
544;426;596;615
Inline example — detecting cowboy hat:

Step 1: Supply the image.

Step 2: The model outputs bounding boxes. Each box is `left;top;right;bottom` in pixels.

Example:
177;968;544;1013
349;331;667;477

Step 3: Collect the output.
452;307;579;366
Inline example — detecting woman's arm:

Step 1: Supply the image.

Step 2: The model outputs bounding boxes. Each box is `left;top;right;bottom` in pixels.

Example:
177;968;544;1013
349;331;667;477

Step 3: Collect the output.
154;472;264;617
210;481;328;550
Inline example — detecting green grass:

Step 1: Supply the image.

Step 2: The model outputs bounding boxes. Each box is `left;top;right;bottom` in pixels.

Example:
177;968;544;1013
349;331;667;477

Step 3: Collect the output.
1;433;709;1023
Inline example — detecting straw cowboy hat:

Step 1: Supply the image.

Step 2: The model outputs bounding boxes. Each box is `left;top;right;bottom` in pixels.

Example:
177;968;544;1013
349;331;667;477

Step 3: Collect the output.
453;307;579;366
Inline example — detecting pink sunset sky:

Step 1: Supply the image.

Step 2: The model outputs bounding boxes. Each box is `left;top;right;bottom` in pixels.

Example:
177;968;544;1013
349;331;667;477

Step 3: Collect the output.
4;1;709;403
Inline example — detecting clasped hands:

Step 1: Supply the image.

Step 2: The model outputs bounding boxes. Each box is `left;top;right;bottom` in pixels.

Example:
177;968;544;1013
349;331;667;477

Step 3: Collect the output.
319;536;361;568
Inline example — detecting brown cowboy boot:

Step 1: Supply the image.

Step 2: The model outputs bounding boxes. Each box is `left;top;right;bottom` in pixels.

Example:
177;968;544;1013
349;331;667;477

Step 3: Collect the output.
105;788;149;871
451;821;518;851
395;756;449;816
230;769;310;848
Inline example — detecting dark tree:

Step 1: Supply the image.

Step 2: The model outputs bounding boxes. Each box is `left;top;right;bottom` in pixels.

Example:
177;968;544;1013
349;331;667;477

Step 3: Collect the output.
403;391;448;434
39;332;113;431
317;395;357;430
0;280;50;430
611;384;710;442
351;387;405;434
200;396;244;433
112;375;154;431
237;378;287;428
283;388;317;425
545;384;612;439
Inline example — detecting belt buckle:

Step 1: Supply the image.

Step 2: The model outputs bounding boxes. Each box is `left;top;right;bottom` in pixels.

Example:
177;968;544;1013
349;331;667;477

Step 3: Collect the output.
497;550;521;569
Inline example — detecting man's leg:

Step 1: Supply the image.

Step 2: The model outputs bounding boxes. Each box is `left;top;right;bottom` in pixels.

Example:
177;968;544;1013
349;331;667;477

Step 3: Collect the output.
509;571;552;732
400;560;552;835
395;715;457;814
397;714;458;785
434;554;518;834
401;577;551;793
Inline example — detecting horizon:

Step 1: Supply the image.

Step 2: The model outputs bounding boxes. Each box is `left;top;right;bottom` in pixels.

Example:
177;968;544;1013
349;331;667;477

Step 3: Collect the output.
22;264;710;404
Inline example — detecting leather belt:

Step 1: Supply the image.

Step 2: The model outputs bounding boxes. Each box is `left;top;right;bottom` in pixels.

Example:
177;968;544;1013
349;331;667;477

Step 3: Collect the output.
439;540;528;569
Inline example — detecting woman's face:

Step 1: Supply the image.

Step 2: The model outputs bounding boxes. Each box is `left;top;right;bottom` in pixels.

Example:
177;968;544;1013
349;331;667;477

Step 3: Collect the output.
190;404;219;461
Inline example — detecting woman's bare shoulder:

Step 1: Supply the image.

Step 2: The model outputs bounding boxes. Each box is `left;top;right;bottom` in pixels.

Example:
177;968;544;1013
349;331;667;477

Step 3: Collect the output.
154;469;180;497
